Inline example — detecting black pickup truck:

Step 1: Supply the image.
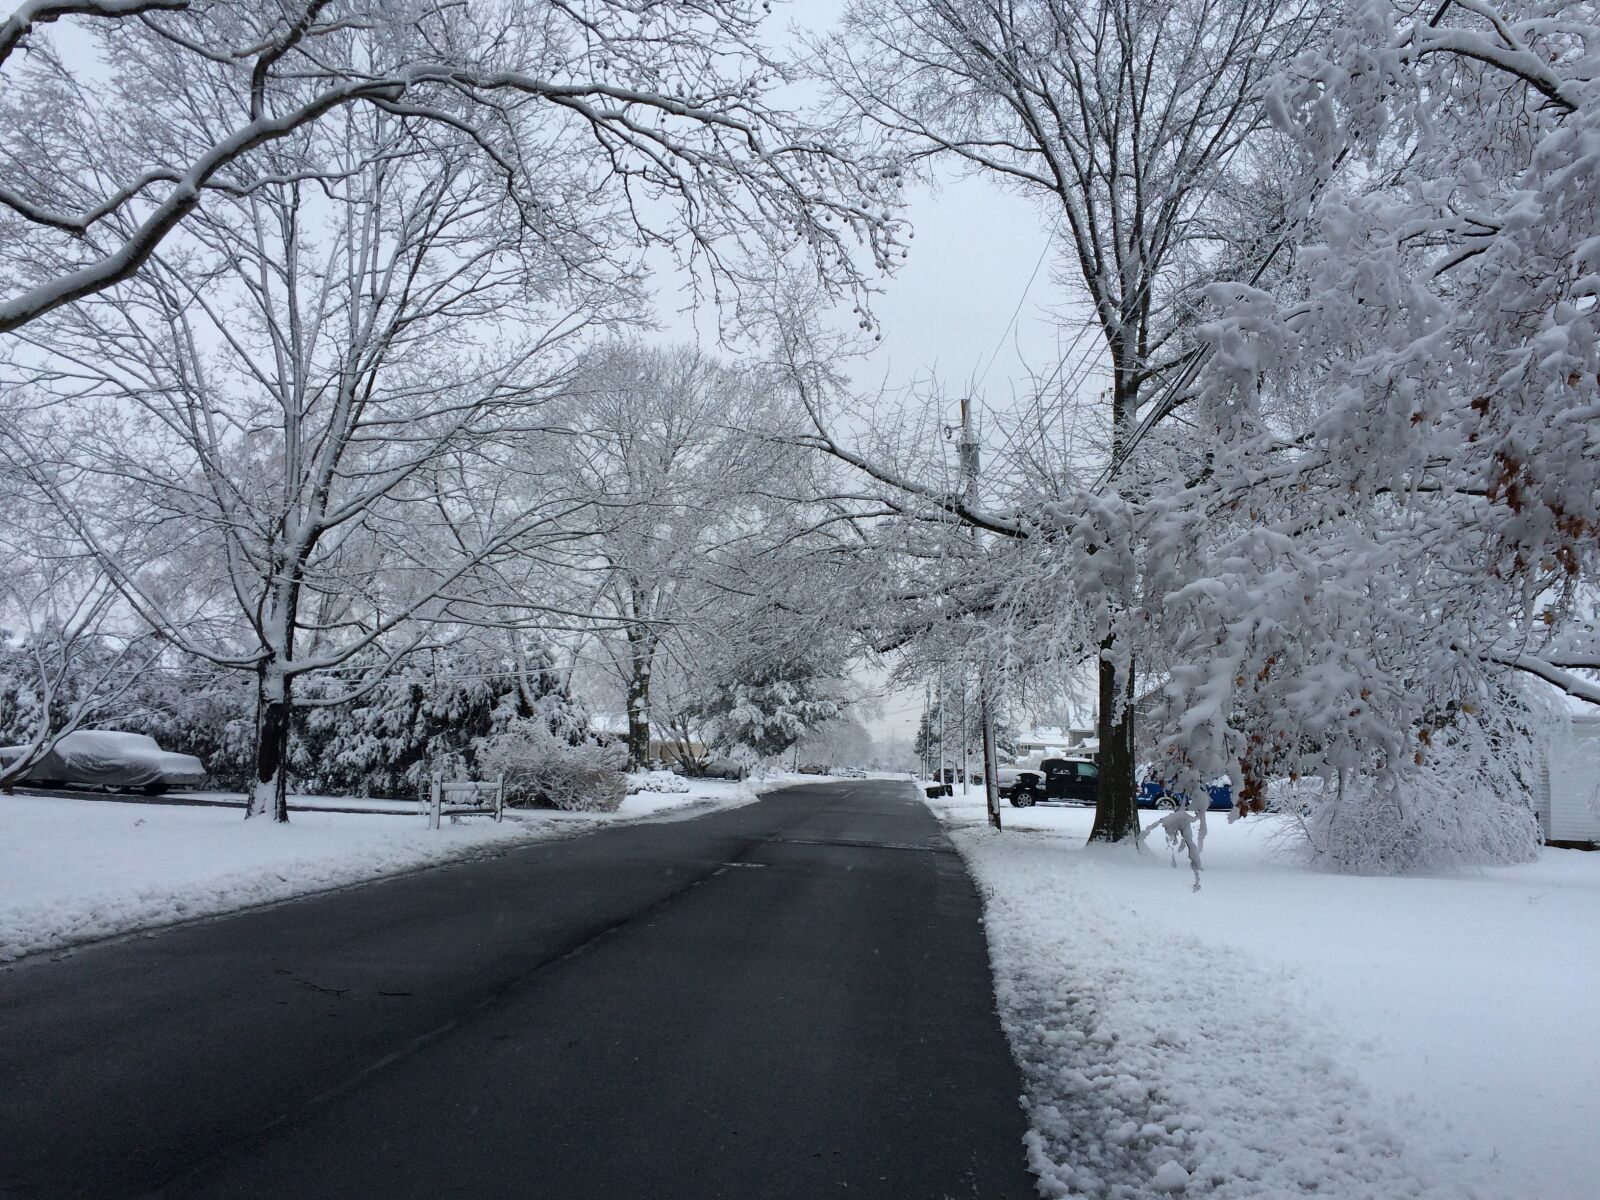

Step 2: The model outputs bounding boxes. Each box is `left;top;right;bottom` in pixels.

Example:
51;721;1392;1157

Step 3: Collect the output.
1006;757;1098;806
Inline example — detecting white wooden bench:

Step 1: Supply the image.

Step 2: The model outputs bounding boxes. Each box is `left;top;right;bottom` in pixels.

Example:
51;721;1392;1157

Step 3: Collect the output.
425;777;504;829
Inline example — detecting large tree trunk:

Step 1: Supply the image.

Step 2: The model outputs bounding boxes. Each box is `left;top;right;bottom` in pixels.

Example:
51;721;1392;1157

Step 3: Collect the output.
1089;644;1139;843
1088;361;1143;844
625;657;652;771
248;664;292;822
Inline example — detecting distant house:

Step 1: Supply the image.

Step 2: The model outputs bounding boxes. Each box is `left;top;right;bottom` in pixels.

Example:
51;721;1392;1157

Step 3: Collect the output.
1011;726;1097;762
588;712;706;766
1537;707;1600;846
589;711;627;741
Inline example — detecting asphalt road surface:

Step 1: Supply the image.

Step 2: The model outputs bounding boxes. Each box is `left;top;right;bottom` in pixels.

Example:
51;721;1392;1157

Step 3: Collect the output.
0;780;1037;1200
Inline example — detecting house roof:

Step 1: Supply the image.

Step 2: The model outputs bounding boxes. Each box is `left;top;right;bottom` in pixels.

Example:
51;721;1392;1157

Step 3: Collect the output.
1015;726;1094;744
589;711;628;735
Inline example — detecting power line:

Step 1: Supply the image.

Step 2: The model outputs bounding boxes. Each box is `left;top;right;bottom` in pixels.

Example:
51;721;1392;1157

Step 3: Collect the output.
972;220;1059;395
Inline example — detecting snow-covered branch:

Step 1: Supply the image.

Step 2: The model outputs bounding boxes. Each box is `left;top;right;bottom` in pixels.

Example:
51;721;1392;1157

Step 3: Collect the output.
1;0;903;334
1482;651;1600;707
0;0;183;69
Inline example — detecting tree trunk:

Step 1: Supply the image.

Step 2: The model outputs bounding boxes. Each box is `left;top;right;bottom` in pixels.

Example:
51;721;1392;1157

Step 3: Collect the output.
1089;646;1139;843
1088;361;1142;844
248;666;292;822
625;661;652;771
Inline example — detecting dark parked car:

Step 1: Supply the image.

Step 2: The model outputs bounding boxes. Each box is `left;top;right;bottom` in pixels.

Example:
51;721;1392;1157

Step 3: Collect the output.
0;730;206;795
1007;757;1098;807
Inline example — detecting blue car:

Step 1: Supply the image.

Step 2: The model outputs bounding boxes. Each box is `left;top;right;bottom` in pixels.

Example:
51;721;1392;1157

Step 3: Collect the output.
1138;780;1234;812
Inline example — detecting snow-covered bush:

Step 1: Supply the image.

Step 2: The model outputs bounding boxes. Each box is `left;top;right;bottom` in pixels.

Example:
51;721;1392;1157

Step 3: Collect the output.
1279;772;1540;874
475;720;626;813
1277;696;1546;873
626;770;690;795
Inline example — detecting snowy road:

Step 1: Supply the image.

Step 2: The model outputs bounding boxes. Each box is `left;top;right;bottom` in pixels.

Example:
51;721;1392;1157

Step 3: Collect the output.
0;780;1036;1199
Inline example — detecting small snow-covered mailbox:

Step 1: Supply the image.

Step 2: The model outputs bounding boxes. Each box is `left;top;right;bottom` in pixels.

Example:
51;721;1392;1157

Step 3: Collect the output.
1537;710;1600;847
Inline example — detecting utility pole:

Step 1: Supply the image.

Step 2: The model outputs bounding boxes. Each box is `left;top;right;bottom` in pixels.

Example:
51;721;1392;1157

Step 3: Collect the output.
959;397;1002;831
923;684;936;779
937;670;946;787
960;672;970;796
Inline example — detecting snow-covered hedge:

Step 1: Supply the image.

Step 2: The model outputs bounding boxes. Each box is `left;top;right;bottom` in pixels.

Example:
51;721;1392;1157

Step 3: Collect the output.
1277;762;1541;875
475;720;625;813
1261;682;1548;873
626;770;690;795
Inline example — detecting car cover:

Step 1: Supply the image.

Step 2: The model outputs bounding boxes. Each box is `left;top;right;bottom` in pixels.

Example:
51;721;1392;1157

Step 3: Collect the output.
22;731;169;787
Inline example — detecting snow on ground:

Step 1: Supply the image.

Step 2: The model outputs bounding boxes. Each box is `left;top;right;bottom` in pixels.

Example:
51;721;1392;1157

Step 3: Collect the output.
0;778;761;963
926;790;1600;1200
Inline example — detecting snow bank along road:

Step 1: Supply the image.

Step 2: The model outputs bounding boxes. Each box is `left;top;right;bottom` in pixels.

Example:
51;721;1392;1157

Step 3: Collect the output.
0;780;1037;1199
0;781;760;962
931;793;1600;1200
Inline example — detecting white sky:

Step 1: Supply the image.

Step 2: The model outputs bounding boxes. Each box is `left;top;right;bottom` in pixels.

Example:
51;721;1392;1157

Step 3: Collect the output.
652;164;1073;405
649;0;1080;409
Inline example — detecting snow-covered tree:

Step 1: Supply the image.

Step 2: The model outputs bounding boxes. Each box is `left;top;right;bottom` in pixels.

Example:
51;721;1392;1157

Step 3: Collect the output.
0;0;902;333
813;0;1328;841
1123;0;1600;861
293;634;584;799
552;341;793;769
690;654;846;764
2;3;906;822
3;90;606;820
823;0;1600;870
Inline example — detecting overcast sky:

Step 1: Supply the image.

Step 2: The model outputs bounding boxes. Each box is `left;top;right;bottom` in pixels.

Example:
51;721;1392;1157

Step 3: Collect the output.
649;1;1082;411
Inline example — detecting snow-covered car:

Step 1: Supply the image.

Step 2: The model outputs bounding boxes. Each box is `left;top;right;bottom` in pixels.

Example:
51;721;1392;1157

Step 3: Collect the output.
0;730;207;795
995;759;1043;792
688;757;747;781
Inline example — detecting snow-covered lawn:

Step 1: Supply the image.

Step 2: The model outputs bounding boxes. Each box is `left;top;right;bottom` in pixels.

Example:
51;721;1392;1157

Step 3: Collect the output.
927;790;1600;1200
0;779;760;963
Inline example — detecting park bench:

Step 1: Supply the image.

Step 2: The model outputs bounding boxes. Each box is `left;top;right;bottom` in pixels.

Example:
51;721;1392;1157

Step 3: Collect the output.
425;777;504;829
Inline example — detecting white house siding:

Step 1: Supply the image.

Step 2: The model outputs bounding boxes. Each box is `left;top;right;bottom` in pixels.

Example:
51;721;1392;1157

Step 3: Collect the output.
1542;716;1600;844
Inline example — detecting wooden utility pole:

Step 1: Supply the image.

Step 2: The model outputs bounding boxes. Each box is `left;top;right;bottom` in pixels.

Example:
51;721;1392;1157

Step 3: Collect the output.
980;687;1001;827
960;672;970;796
920;685;932;778
960;397;1002;831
